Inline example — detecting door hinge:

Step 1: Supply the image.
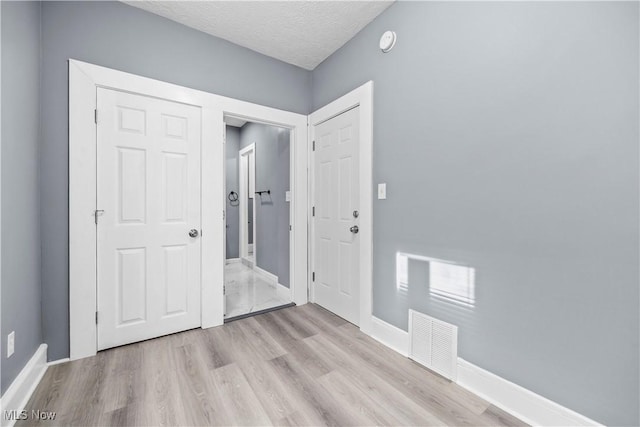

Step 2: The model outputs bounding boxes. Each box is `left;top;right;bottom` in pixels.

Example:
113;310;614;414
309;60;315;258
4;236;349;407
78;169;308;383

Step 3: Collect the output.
312;140;315;151
223;210;225;220
95;312;98;324
94;209;104;224
289;225;292;231
94;109;98;124
312;272;315;282
312;206;315;217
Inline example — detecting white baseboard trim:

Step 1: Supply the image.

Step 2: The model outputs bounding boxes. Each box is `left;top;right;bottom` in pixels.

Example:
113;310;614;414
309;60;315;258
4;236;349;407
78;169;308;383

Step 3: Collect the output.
366;316;600;427
369;316;409;357
0;344;48;427
225;258;240;264
47;358;70;367
456;359;601;426
277;283;291;301
254;265;278;284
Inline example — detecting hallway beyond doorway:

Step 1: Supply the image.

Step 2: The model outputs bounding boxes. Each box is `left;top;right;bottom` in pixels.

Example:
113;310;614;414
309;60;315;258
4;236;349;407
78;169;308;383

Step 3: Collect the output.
225;262;291;319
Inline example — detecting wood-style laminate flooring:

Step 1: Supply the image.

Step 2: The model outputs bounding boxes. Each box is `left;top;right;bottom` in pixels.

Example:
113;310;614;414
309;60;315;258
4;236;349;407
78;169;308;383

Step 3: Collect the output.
19;304;527;426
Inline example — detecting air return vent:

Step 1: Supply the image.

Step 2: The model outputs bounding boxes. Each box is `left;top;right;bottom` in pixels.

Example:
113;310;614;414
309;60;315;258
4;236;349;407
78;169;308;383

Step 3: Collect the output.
409;310;458;380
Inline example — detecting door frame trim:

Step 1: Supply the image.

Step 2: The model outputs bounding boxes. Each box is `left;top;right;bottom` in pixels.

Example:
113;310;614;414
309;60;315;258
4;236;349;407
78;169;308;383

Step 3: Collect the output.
238;143;256;264
69;59;308;360
308;81;373;334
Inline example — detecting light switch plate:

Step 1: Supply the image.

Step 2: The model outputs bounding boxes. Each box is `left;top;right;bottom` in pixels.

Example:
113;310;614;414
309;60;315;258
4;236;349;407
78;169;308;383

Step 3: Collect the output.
378;183;387;200
285;191;291;202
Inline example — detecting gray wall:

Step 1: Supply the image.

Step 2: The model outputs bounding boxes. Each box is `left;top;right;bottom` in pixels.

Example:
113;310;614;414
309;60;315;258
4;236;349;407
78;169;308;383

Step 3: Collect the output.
1;1;42;395
40;1;311;361
225;126;240;259
248;195;253;244
312;2;639;425
239;122;290;287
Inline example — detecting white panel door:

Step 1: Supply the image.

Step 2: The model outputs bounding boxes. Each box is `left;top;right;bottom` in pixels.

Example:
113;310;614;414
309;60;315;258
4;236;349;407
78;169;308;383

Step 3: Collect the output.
97;88;201;350
313;107;360;325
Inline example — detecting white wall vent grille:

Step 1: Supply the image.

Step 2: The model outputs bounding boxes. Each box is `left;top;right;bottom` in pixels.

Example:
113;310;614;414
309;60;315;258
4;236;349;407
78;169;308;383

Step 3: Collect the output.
408;309;458;380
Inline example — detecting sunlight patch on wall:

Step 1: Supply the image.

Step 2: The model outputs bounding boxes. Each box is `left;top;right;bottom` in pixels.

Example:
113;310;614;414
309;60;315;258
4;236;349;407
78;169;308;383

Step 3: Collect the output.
396;252;410;294
396;252;476;308
429;260;475;307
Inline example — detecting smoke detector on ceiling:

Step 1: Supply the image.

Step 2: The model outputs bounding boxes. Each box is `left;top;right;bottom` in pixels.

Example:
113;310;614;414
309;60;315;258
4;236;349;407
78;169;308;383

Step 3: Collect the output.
379;30;397;53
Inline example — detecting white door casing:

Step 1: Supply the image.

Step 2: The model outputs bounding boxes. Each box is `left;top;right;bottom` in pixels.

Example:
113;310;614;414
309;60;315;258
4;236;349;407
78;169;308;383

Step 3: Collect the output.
248;148;255;258
313;107;360;325
239;143;256;264
309;81;373;334
223;124;227;264
96;88;201;350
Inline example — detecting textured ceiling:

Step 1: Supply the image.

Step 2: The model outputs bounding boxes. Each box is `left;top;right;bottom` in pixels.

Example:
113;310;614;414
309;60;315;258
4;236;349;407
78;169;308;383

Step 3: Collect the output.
121;1;394;70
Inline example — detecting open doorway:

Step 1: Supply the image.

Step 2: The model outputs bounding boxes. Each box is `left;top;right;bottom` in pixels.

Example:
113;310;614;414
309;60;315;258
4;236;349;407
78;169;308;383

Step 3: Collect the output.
224;118;293;320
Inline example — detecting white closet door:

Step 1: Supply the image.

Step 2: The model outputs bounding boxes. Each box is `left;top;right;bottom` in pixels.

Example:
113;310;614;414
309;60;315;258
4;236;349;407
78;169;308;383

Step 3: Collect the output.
97;88;201;350
313;107;360;325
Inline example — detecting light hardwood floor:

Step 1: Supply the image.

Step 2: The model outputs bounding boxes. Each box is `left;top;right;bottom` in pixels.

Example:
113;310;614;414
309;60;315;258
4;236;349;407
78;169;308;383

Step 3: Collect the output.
19;304;526;426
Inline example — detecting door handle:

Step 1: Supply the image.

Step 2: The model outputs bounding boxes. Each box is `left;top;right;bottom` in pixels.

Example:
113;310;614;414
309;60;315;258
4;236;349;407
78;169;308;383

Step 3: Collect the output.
189;229;199;238
350;225;359;234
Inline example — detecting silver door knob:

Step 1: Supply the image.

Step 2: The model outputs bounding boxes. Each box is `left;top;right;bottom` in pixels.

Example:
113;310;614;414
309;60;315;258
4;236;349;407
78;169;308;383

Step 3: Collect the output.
350;225;359;234
189;229;199;238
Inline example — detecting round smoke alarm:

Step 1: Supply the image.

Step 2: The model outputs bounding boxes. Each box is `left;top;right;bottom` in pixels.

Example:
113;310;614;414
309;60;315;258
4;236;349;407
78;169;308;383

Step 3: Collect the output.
379;30;397;53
